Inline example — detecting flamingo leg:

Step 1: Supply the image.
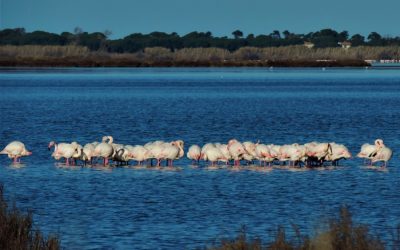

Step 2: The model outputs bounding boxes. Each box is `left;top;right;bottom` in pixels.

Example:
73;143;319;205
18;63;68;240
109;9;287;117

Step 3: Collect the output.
65;158;69;166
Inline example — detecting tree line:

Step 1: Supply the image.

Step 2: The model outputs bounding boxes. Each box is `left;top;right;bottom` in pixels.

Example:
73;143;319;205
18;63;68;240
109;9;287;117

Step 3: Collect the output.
1;27;399;53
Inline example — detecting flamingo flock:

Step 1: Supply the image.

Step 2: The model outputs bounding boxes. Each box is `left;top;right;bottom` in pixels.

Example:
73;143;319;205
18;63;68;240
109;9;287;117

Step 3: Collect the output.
188;139;353;167
46;136;184;167
0;138;394;168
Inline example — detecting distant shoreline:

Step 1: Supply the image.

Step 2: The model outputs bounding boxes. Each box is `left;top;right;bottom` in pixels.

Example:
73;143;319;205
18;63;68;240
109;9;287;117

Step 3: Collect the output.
0;58;370;68
0;45;379;68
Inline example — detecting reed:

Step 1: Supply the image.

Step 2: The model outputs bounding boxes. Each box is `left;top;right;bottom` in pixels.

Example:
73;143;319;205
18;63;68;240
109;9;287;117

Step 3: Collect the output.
1;45;400;62
0;185;60;250
0;45;90;58
7;45;400;66
208;206;387;250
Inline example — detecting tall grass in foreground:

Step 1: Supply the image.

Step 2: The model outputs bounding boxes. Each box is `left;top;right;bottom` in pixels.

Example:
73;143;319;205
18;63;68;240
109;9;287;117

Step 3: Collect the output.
0;185;60;250
208;206;399;250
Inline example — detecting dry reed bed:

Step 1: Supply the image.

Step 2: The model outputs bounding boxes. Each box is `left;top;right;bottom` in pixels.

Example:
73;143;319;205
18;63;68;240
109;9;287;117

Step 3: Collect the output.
2;45;399;67
209;206;399;250
0;185;60;250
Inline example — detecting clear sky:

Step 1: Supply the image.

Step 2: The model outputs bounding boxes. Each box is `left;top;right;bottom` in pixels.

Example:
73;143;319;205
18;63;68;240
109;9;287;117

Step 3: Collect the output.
1;0;399;38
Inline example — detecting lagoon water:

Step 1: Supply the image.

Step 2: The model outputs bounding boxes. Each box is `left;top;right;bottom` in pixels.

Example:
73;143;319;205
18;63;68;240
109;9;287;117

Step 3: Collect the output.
0;67;399;249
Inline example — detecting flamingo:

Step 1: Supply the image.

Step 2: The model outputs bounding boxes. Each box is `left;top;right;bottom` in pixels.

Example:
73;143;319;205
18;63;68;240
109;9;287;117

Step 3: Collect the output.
145;141;165;166
278;144;292;165
325;143;351;165
202;144;225;166
371;144;392;167
215;143;231;165
269;145;281;160
187;145;201;164
285;144;306;167
82;143;96;165
227;139;245;166
114;146;132;165
93;136;114;166
305;142;330;166
255;143;273;167
0;141;32;163
242;141;258;164
163;140;184;167
357;139;383;165
127;145;148;166
48;141;79;165
70;142;83;165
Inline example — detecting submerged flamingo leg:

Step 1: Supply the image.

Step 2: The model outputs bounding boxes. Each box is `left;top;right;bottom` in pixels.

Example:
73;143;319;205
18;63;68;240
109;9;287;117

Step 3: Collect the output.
65;158;69;166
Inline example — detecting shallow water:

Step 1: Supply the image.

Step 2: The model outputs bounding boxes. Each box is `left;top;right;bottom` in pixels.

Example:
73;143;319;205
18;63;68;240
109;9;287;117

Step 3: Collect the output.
0;67;399;249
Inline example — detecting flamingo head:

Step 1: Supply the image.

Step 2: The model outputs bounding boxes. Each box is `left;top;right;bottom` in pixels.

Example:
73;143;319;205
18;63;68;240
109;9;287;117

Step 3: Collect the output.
342;150;352;158
228;139;238;146
23;151;32;156
375;139;384;148
48;141;56;150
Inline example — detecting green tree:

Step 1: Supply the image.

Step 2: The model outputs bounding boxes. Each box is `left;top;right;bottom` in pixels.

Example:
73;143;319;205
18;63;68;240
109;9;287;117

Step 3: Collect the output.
270;30;281;39
232;30;243;39
367;32;383;46
350;34;365;46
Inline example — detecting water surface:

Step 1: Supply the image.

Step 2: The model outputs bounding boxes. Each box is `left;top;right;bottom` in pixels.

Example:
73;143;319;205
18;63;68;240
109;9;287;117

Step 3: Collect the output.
0;67;399;249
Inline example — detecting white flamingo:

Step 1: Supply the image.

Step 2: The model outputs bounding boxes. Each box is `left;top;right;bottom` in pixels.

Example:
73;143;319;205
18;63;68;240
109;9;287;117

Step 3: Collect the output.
227;139;245;166
255;144;273;167
82;143;96;164
326;143;351;165
0;141;32;163
357;139;383;165
187;145;201;164
48;141;79;166
162;140;184;167
371;144;392;167
305;142;330;166
215;143;231;164
127;145;148;165
146;141;166;167
94;136;114;165
71;142;83;165
242;141;258;164
202;144;225;166
286;144;306;167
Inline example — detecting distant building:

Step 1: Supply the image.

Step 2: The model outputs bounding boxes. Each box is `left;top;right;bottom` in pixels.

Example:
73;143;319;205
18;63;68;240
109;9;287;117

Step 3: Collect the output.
304;42;315;49
338;41;352;49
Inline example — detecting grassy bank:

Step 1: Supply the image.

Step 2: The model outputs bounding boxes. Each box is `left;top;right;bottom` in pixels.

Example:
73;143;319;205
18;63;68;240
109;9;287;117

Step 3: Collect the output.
208;206;399;250
0;185;60;250
0;45;388;67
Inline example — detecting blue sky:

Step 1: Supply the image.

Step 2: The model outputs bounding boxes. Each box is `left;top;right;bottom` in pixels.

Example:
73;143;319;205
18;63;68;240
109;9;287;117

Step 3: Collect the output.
1;0;399;38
